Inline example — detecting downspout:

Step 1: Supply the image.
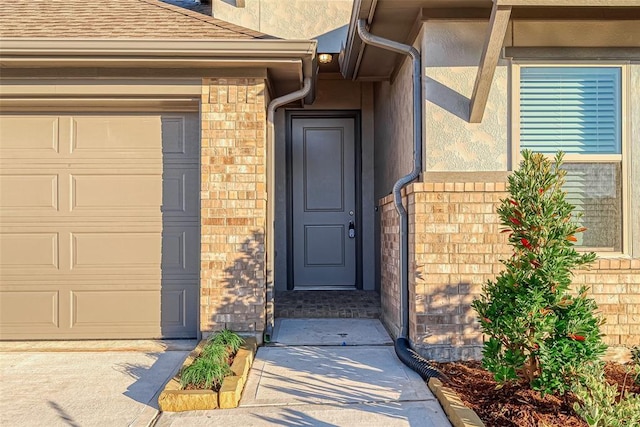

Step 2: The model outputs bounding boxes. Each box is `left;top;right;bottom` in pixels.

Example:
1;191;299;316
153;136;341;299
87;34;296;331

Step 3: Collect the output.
356;19;440;380
264;76;312;342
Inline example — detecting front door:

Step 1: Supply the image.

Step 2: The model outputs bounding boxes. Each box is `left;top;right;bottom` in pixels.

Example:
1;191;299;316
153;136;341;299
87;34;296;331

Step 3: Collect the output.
291;116;358;289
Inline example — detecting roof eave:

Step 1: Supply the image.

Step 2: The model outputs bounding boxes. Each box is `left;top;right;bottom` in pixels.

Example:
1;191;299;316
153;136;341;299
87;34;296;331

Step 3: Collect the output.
0;38;318;102
340;0;377;80
0;38;317;61
341;0;640;81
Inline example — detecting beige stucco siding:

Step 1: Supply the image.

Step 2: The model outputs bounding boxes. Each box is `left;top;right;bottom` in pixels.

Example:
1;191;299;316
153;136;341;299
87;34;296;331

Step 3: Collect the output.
423;21;509;172
373;44;414;201
212;0;353;51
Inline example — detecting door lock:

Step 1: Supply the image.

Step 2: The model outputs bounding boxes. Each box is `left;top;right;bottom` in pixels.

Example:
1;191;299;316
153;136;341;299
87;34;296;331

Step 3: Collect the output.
348;220;356;238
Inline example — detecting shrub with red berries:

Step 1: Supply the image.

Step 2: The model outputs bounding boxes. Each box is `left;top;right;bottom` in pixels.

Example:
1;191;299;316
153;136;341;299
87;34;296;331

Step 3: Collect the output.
472;150;606;396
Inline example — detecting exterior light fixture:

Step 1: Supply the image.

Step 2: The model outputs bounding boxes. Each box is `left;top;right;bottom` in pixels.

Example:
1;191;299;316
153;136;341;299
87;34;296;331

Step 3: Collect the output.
318;53;333;64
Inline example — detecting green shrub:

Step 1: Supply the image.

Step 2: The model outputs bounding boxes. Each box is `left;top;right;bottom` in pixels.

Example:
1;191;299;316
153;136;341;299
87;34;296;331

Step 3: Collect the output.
180;357;232;390
472;150;606;395
572;363;640;427
631;346;640;386
180;330;244;390
210;329;244;353
199;340;230;364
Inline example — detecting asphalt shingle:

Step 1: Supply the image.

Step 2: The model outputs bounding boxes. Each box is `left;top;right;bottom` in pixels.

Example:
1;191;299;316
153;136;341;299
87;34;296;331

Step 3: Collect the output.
0;0;269;39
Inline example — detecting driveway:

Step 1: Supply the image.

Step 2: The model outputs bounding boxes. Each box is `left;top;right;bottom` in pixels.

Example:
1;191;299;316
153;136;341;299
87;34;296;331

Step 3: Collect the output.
0;340;194;427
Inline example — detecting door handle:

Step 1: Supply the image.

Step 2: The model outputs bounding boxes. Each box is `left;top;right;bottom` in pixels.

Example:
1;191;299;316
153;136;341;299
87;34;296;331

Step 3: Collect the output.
348;220;356;238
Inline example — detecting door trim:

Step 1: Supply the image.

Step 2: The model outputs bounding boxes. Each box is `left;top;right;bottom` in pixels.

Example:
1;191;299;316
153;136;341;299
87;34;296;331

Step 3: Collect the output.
285;110;362;291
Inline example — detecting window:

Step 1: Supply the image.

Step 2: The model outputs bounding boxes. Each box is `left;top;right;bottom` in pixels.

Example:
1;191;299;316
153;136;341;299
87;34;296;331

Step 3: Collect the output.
516;65;627;254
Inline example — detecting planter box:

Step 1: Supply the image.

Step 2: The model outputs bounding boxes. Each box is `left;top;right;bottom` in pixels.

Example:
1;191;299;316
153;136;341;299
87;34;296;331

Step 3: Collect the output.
428;378;485;427
158;337;257;412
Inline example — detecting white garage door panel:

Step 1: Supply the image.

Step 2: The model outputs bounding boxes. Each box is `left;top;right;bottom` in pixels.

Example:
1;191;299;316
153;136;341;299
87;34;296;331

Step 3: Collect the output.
162;168;199;218
162;226;200;274
71;232;161;269
0;232;59;270
0;116;59;154
73;116;162;153
71;290;160;326
0;291;59;327
0;112;199;339
0;174;59;211
162;284;198;331
71;174;162;211
162;116;200;158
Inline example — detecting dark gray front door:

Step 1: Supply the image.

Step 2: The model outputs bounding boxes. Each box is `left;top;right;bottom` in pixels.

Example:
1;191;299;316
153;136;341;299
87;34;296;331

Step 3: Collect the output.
291;117;357;289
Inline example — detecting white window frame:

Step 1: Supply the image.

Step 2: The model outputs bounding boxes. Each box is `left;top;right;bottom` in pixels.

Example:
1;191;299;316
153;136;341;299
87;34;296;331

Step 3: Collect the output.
511;62;631;257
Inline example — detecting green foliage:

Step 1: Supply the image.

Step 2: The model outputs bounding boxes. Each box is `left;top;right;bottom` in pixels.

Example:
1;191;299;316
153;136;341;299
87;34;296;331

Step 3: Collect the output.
180;330;243;390
472;150;606;395
572;363;640;427
180;357;232;390
210;329;244;353
631;346;640;386
199;340;229;364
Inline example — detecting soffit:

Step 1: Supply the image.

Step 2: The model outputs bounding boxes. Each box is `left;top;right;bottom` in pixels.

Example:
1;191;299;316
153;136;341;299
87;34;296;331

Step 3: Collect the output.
343;0;640;80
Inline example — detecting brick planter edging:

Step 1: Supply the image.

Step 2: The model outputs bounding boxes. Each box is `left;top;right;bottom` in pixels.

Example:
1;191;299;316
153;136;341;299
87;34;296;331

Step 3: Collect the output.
428;378;485;427
158;337;257;412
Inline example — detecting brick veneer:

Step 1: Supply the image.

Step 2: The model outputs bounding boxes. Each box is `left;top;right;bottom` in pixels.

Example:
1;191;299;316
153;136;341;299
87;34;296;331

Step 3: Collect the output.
380;200;401;337
200;78;267;337
380;180;640;361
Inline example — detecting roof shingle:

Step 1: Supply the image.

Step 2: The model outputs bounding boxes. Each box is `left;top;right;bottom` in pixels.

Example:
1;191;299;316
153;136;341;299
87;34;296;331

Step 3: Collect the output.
0;0;270;39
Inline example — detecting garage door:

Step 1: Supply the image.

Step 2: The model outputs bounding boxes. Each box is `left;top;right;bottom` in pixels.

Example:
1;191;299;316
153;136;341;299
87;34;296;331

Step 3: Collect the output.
0;113;199;339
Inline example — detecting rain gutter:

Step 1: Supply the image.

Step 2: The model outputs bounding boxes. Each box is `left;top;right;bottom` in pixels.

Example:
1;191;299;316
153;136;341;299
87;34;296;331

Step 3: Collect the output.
356;20;440;381
265;77;313;342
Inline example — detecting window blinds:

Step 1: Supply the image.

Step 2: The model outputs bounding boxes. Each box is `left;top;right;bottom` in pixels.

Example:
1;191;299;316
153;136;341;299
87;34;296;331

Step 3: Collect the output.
519;67;621;155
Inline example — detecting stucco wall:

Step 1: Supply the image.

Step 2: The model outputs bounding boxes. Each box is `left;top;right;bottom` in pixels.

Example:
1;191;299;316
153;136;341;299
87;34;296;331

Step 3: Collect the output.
212;0;353;52
418;21;639;255
423;21;509;172
373;49;414;201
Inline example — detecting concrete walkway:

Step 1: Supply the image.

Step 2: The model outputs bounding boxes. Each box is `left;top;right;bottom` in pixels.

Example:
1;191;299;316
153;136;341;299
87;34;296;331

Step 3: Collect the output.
0;340;194;427
157;319;450;427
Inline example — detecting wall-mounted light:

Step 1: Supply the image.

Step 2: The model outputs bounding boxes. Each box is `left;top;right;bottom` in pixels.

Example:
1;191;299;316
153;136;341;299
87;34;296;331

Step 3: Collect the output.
318;53;333;64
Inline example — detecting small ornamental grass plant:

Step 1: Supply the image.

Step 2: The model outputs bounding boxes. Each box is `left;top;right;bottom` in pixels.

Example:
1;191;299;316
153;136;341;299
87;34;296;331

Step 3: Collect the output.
180;329;245;391
472;150;606;396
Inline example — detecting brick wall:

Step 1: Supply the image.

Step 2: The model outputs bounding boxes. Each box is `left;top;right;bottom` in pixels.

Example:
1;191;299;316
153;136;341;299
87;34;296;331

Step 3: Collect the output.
380;178;640;361
200;78;267;337
380;197;401;337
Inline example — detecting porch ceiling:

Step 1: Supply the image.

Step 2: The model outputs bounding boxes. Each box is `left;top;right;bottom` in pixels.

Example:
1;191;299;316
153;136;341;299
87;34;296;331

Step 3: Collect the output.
342;0;640;81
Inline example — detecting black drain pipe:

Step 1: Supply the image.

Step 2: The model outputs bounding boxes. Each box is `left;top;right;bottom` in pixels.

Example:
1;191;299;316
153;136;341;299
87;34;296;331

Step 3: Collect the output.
356;20;440;381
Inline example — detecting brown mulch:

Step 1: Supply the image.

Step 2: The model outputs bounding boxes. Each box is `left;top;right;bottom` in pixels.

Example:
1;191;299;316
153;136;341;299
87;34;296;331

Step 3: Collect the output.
435;361;639;427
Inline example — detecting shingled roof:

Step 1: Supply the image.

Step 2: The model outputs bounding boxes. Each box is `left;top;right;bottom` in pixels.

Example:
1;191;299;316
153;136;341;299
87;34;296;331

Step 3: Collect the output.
0;0;269;39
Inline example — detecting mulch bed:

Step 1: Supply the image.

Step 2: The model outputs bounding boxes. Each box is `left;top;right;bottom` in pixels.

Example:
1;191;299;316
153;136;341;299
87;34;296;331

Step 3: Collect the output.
435;361;639;427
